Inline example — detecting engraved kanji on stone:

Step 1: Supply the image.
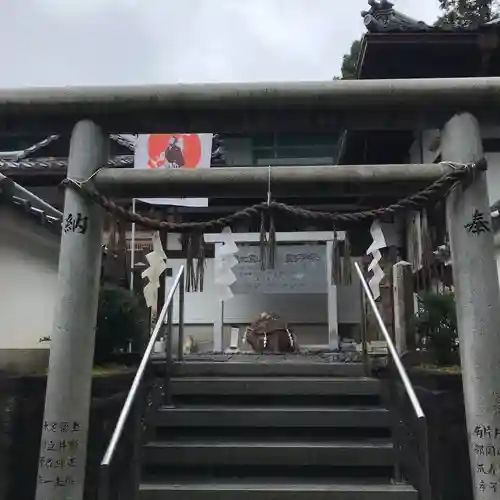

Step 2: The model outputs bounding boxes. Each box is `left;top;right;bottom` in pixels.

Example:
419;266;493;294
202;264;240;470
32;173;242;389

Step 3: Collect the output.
465;209;490;234
486;445;496;457
474;425;493;439
67;439;80;451
63;213;88;235
55;476;75;488
475;444;485;455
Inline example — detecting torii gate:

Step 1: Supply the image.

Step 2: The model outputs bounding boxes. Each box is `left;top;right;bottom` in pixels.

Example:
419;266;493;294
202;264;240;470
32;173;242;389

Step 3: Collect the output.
3;78;499;500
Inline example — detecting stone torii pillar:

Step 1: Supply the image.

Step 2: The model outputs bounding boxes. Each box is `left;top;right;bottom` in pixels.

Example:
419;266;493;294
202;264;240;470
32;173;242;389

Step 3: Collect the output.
442;112;500;500
35;121;107;500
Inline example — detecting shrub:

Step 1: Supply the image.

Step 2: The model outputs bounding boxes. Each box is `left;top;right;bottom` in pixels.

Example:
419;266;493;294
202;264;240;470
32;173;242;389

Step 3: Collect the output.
415;291;458;366
40;285;148;366
94;284;148;365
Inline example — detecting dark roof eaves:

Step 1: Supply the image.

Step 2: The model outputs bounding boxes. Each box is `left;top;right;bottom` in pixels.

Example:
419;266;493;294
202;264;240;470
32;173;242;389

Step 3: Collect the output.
365;24;500;34
0;174;62;237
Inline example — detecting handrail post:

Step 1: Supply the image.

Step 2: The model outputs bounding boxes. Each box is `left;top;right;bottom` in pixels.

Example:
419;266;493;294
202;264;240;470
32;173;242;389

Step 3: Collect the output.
418;416;432;500
359;273;369;376
130;395;144;500
166;301;174;367
164;300;174;404
177;268;185;361
98;464;110;500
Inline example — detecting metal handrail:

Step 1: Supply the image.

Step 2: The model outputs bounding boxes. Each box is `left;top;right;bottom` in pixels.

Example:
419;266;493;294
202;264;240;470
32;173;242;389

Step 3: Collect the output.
354;262;431;499
99;265;185;496
354;262;424;419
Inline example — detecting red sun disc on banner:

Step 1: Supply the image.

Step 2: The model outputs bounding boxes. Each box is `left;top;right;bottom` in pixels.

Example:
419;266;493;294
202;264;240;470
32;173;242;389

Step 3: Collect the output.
147;134;202;169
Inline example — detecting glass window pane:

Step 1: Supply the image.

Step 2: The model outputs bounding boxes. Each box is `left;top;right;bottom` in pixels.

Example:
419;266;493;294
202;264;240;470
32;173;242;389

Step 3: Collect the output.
252;134;274;148
276;133;340;147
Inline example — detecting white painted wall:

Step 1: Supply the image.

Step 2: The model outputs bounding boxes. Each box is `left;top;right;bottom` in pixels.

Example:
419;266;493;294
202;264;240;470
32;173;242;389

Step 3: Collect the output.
0;207;59;350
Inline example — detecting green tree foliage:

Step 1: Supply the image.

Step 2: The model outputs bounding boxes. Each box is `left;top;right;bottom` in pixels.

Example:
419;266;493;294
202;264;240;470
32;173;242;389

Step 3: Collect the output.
415;291;458;366
39;284;148;366
341;39;362;79
436;0;500;27
94;284;148;364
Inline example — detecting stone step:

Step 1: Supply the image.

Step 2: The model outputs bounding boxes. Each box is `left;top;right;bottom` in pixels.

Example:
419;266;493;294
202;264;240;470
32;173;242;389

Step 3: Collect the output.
143;439;394;467
169;376;380;396
169;361;366;378
151;405;390;428
139;479;417;500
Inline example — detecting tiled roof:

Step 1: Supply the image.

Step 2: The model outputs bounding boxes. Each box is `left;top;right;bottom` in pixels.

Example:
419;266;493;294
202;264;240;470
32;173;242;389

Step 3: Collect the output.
0;176;115;259
0;173;62;235
0;134;225;171
362;0;499;33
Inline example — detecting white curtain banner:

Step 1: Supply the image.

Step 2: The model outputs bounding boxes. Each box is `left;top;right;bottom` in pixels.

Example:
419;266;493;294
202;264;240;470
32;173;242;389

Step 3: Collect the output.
134;133;213;207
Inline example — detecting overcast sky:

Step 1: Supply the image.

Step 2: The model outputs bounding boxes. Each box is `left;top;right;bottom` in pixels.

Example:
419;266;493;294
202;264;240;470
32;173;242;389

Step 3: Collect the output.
0;0;440;87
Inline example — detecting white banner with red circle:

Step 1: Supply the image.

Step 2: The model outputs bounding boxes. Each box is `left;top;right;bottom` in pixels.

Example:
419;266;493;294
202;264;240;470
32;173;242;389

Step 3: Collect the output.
134;133;213;207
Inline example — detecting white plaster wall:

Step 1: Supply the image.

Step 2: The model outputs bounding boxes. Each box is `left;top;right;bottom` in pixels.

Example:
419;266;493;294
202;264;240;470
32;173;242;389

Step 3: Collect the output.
0;207;59;349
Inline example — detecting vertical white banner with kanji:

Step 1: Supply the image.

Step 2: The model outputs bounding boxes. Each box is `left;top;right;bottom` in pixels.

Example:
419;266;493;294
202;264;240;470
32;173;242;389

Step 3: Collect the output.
134;133;213;207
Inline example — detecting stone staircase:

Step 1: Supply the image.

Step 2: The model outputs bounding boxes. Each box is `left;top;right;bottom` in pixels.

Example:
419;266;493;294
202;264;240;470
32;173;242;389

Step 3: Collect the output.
139;360;417;500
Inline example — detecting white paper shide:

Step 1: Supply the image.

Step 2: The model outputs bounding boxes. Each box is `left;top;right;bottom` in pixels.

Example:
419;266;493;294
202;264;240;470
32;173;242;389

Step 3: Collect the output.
141;231;168;312
365;220;398;300
214;227;238;302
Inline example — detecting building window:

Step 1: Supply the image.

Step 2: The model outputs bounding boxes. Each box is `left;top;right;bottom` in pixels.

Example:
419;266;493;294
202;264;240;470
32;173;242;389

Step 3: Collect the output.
252;133;340;166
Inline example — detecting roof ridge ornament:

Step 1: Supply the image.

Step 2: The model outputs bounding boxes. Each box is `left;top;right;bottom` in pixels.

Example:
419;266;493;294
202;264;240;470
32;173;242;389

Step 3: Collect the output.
361;0;429;33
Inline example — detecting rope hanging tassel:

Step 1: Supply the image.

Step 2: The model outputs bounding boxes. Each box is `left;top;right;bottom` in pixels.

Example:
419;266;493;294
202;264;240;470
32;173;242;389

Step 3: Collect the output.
258;210;277;271
331;227;342;285
259;211;267;271
420;209;432;291
342;231;352;285
103;217;129;288
258;164;277;270
268;207;277;270
182;233;206;292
